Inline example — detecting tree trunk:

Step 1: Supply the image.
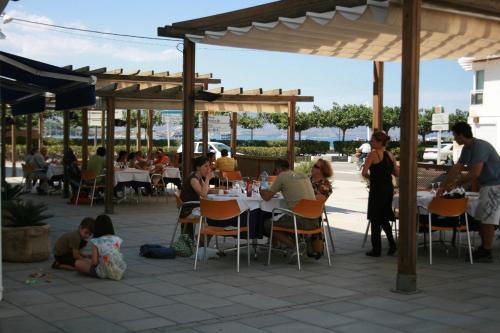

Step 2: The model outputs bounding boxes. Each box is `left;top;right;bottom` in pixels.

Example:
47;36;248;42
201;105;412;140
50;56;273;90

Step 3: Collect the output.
250;129;254;141
342;129;347;142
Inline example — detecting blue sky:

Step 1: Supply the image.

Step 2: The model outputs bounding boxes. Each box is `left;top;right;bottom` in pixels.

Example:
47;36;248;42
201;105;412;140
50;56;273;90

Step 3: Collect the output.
3;0;472;114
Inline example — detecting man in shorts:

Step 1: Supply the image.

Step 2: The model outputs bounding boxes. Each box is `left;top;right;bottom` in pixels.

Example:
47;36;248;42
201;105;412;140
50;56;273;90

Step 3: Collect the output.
438;122;500;262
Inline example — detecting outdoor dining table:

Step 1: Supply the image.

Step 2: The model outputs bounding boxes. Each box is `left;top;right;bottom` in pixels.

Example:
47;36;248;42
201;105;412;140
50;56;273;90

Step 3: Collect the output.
46;163;64;180
162;167;181;179
114;168;151;186
205;191;286;239
392;190;480;217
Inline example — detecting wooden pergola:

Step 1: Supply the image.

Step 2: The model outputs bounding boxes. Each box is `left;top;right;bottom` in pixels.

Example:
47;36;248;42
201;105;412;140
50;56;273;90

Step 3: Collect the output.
157;0;500;293
54;67;312;213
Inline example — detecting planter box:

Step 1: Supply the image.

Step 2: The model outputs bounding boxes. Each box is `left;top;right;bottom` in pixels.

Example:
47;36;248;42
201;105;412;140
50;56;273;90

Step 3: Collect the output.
2;224;51;262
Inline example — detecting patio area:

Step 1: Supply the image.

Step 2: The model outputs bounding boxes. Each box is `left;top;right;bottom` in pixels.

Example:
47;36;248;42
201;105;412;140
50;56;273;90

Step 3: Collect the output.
2;162;500;333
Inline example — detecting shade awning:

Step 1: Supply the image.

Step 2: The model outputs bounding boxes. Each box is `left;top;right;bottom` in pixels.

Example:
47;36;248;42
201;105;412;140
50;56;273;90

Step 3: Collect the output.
158;0;500;62
0;51;96;115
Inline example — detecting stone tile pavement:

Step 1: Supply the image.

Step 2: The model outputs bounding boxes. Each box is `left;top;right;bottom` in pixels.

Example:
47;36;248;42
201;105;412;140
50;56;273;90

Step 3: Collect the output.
2;163;500;332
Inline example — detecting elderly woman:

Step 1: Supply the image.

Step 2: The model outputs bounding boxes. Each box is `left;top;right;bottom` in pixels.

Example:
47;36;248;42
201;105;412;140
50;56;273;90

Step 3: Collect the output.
310;158;333;201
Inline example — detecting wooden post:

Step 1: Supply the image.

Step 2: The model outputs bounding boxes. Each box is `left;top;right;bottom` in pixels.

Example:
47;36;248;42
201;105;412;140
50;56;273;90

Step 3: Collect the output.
1;104;6;183
26;114;33;154
105;98;115;214
101;110;105;146
136;109;142;152
373;61;384;132
396;0;421;293
287;102;296;170
62;110;70;198
231;112;237;157
202;82;209;155
11;119;16;177
82;108;89;170
125;109;131;152
202;112;209;155
182;38;196;181
38;113;44;148
147;109;154;159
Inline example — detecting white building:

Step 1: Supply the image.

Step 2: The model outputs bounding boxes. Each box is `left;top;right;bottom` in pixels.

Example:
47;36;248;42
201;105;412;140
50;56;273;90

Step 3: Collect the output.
459;56;500;153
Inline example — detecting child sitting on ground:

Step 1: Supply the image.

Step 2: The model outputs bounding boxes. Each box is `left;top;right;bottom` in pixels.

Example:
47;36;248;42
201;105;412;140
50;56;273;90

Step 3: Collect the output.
52;217;95;270
75;215;127;280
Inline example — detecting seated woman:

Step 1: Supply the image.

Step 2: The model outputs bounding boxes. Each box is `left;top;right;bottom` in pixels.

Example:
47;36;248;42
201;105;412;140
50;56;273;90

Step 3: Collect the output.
127;152;137;168
116;150;128;168
63;147;81;194
310;158;333;201
180;156;214;238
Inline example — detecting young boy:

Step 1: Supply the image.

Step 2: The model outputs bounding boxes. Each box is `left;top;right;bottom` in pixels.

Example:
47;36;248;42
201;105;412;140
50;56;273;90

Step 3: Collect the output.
52;217;95;270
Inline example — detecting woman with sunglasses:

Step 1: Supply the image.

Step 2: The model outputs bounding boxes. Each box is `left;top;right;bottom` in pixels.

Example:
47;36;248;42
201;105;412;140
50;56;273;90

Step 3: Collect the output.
310;158;333;201
362;131;399;257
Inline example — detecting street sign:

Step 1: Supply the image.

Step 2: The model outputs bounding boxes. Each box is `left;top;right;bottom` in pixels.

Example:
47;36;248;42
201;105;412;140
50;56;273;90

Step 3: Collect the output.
432;113;449;131
198;114;230;132
88;110;124;127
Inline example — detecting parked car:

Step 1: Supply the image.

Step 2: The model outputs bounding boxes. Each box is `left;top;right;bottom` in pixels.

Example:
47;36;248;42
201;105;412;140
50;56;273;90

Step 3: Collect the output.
422;143;454;164
177;142;234;159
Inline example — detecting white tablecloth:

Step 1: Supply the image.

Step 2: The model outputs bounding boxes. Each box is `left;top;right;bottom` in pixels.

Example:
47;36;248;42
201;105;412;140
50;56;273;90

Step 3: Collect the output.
393;191;479;217
46;164;64;179
207;192;286;213
163;167;181;179
114;168;150;186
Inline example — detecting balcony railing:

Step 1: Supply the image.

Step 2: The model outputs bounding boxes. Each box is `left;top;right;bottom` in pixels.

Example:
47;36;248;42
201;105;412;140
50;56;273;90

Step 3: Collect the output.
470;90;483;105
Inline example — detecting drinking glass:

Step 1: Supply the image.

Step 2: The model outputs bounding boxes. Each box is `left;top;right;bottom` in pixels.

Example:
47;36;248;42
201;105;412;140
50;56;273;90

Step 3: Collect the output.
430;182;436;194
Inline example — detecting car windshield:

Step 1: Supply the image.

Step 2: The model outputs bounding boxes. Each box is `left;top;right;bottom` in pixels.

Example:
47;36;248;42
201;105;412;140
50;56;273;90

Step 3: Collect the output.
211;143;231;151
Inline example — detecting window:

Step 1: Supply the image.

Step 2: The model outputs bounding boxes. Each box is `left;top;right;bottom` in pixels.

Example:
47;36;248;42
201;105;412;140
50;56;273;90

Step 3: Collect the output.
475;70;484;90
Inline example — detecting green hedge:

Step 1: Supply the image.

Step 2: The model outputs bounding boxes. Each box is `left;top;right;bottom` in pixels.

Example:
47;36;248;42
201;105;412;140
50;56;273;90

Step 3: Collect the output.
219;139;329;154
237;147;298;157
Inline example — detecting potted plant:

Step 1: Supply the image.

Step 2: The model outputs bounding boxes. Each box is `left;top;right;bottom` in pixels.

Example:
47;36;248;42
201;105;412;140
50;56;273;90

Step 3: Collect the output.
2;184;53;262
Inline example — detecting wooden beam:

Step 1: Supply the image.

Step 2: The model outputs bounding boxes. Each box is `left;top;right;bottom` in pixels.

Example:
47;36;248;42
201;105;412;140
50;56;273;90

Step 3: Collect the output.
147;109;154;159
207;87;224;94
1;104;6;183
138;70;154;76
218;94;313;102
396;0;421;294
281;89;301;96
26;114;33;154
11;119;16;177
105;68;123;75
105;97;116;214
101;110;105;146
202;81;209;155
38;113;44;148
117;84;140;93
74;66;90;73
154;71;170;77
82;109;89;170
243;88;263;95
125;109;131;152
62;110;70;198
231;112;237;157
287;101;296;170
182;38;196;182
136;110;142;151
89;67;107;74
373;61;384;132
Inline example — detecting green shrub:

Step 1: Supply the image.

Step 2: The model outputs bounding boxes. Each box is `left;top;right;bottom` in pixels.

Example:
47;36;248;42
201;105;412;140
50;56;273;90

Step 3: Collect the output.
295;160;314;176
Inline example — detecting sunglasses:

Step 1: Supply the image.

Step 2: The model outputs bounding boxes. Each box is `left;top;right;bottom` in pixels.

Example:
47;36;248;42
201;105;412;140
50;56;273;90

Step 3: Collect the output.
313;164;320;169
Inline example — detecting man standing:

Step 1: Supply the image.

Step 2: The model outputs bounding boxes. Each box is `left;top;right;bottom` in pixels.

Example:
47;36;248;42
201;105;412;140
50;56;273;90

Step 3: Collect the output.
215;149;237;172
260;159;317;260
438;122;500;262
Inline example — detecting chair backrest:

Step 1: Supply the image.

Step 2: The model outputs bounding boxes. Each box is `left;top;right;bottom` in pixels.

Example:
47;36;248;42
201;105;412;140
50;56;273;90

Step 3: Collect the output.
427;197;468;217
200;198;241;220
81;170;97;181
293;199;325;219
221;170;242;181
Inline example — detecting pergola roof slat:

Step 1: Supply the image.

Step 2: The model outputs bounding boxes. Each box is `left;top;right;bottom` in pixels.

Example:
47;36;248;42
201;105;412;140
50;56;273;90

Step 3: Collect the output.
223;87;243;94
282;89;301;95
243;88;263;95
106;68;123;75
263;88;282;95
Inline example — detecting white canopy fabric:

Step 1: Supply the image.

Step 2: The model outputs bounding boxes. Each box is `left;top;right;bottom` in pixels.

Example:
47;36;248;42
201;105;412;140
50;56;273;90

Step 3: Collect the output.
185;0;500;61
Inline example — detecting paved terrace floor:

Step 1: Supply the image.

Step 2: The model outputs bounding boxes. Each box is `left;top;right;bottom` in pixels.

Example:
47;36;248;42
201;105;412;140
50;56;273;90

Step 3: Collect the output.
1;162;500;333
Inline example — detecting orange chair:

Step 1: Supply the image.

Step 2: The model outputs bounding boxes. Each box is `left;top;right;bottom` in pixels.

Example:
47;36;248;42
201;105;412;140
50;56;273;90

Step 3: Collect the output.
427;196;473;264
267;175;277;185
75;170;105;207
194;198;250;272
220;170;242;189
267;199;332;270
170;192;200;246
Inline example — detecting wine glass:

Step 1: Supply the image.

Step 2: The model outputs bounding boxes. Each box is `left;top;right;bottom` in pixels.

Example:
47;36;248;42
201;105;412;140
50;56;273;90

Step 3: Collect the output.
430;182;436;194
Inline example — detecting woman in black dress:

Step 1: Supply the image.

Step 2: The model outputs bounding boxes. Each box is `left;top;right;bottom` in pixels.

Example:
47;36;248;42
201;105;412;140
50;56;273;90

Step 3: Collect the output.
361;131;399;257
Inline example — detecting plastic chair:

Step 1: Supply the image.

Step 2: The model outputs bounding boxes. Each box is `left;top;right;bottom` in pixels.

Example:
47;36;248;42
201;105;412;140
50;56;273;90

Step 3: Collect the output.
75;170;105;207
194;198;250;272
170;191;200;246
427;196;473;264
220;170;242;189
150;173;168;202
267;199;332;270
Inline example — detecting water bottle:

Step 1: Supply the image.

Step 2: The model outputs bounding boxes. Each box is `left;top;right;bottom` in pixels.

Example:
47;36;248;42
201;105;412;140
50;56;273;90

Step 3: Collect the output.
260;171;269;190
